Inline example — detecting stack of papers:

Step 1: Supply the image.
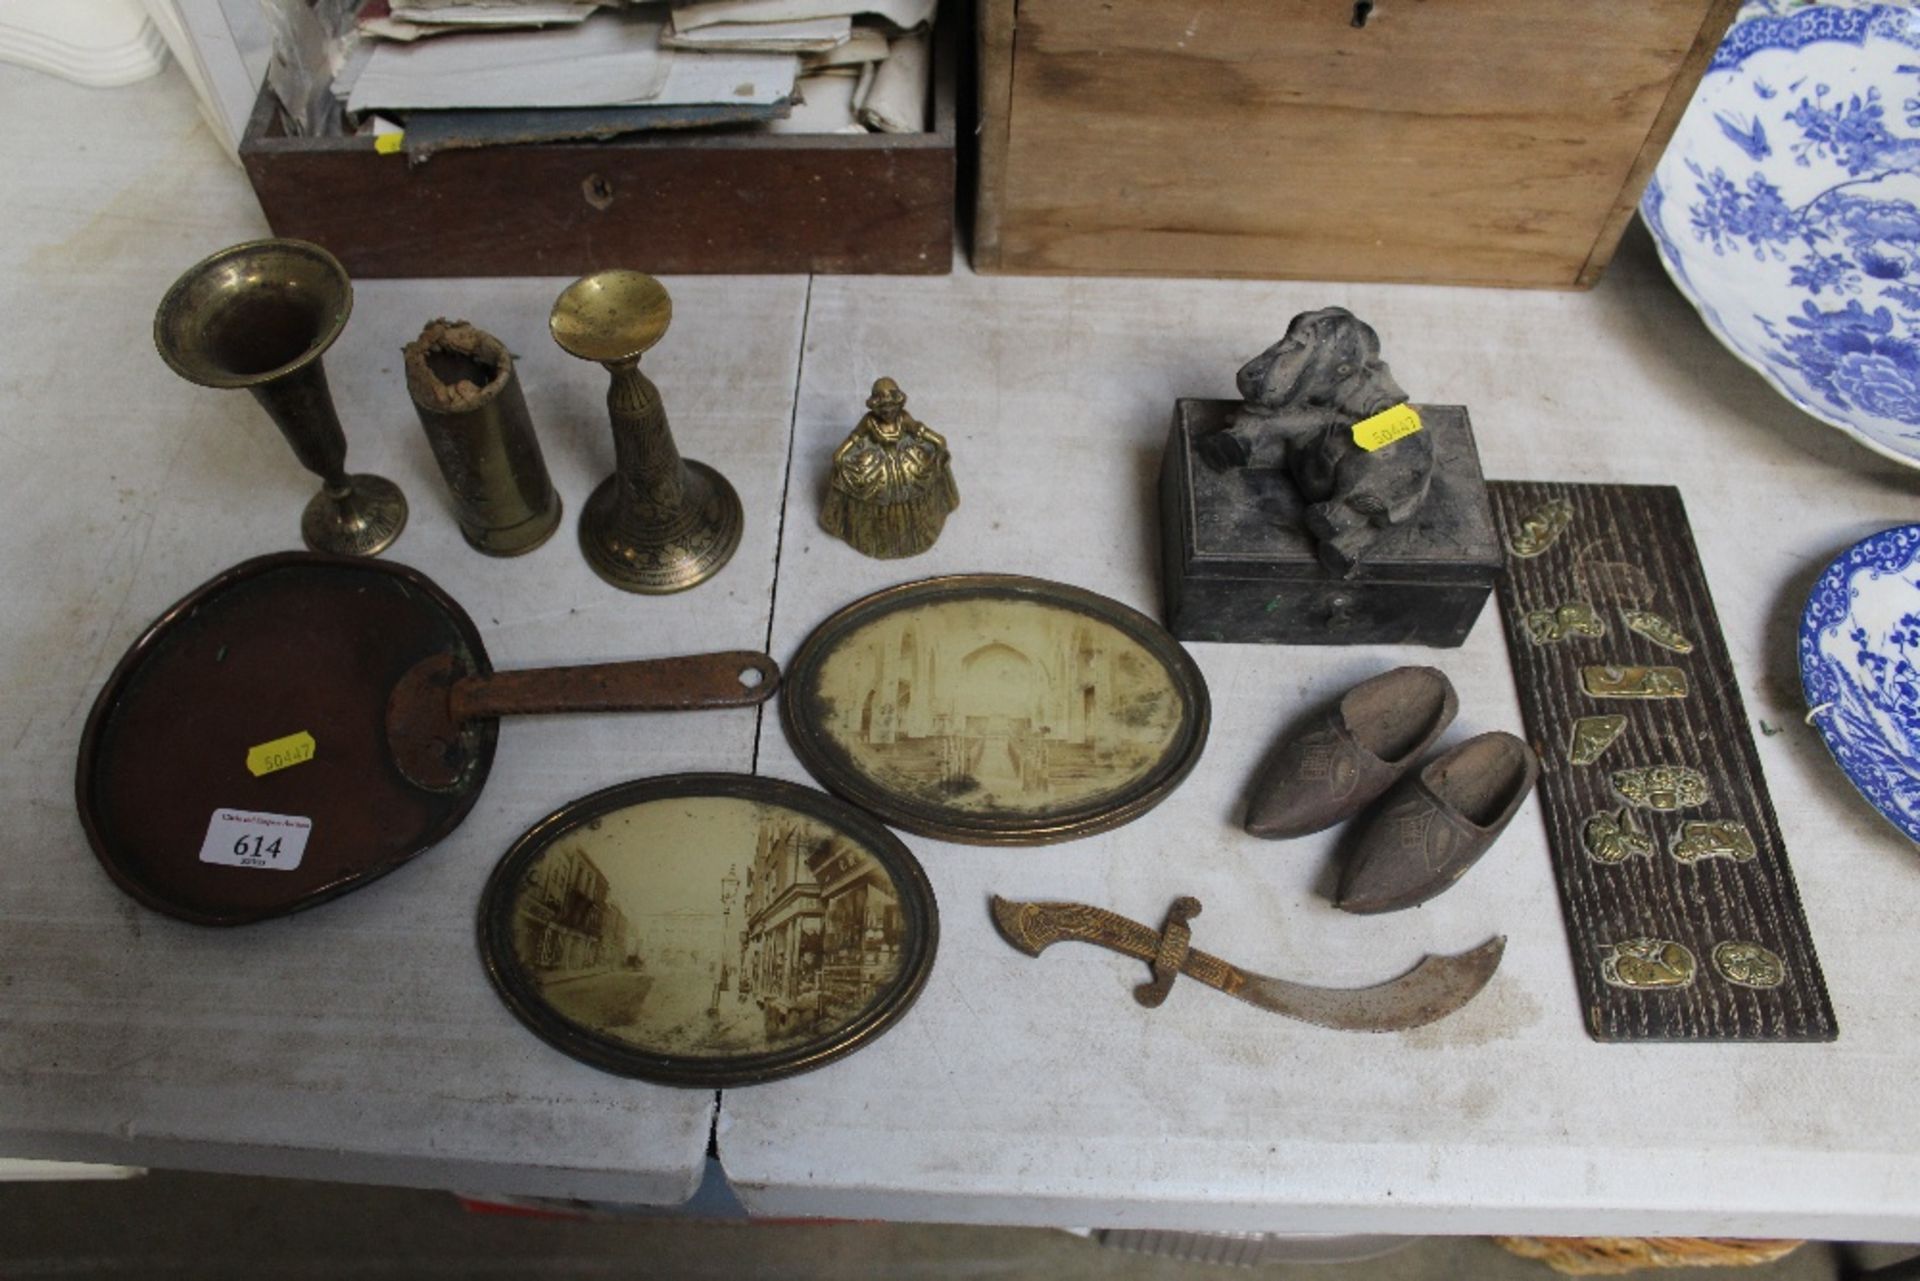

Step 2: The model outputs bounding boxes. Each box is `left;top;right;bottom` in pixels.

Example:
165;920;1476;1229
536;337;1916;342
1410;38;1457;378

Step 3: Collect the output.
662;15;849;54
358;2;602;42
293;0;935;143
670;0;932;31
768;24;922;135
344;10;800;111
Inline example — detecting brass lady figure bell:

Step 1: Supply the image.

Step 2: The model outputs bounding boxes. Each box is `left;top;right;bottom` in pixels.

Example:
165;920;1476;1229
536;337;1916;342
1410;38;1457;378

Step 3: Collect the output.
820;378;958;559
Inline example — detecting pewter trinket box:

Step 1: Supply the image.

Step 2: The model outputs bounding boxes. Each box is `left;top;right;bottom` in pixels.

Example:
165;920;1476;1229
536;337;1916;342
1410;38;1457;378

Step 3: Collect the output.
1159;401;1502;647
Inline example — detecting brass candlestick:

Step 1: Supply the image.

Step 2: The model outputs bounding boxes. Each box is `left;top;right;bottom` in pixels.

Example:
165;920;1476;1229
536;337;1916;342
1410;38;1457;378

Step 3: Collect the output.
549;271;742;593
153;239;406;557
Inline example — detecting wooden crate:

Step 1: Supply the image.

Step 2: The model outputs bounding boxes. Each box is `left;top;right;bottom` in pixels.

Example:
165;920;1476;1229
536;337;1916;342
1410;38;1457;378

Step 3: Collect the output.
974;0;1738;287
240;19;955;277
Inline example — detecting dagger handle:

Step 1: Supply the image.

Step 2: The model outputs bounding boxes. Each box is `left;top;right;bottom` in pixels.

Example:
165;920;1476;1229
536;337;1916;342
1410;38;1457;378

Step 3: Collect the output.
1134;897;1200;1008
990;896;1247;1000
990;897;1162;962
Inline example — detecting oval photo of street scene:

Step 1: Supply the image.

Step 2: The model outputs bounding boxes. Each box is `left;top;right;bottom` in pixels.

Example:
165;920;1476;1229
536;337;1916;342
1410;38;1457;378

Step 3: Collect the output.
480;775;937;1087
784;576;1210;843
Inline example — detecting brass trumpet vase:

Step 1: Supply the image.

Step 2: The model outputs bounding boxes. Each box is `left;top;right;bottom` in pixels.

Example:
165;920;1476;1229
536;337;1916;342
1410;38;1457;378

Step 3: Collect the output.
550;270;742;594
154;238;407;557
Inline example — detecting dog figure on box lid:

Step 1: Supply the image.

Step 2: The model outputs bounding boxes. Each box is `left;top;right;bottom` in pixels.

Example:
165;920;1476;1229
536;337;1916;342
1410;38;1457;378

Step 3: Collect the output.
1196;307;1432;576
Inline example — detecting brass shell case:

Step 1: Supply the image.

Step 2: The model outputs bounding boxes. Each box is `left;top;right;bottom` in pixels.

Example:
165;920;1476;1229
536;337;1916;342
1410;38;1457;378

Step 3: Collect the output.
404;319;561;556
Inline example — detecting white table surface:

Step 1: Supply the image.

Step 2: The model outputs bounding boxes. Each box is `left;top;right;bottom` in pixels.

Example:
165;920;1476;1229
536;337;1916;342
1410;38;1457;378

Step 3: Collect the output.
0;61;802;1204
6;58;1920;1238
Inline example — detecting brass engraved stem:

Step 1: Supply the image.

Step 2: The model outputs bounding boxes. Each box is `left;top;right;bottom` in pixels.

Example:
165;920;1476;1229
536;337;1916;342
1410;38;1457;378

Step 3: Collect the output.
607;361;686;521
251;361;350;490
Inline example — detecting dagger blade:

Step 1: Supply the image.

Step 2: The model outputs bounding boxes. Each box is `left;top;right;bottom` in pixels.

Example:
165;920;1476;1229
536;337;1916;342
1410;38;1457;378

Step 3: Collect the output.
1218;937;1505;1031
990;896;1504;1033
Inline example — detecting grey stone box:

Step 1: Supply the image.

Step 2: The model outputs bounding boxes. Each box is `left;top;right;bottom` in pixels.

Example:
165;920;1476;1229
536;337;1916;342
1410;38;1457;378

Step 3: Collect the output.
1159;400;1503;647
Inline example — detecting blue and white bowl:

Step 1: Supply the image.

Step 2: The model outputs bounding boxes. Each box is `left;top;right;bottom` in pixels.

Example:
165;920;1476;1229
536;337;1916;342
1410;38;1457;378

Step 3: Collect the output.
1801;524;1920;843
1642;0;1920;467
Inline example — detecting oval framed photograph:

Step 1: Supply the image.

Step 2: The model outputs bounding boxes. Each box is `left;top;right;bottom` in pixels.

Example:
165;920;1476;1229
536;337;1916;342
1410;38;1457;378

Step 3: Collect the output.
478;774;937;1087
782;575;1211;844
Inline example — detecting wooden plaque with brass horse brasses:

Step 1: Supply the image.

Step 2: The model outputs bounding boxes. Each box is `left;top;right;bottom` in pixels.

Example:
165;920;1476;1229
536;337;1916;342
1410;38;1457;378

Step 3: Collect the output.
1488;481;1834;1042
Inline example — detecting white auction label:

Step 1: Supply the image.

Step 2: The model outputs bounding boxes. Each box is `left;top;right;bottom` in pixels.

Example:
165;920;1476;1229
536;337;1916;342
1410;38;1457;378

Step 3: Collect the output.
198;809;312;871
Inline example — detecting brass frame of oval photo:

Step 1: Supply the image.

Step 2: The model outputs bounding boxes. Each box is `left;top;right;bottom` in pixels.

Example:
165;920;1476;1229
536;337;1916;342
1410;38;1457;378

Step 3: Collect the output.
478;774;938;1088
782;575;1212;845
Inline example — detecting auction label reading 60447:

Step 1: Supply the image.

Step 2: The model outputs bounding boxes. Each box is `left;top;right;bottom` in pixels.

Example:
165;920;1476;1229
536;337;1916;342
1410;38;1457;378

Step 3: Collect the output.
245;730;316;778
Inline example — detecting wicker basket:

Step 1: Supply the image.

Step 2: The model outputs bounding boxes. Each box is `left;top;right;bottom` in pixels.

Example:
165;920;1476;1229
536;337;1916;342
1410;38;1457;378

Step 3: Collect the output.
1493;1236;1805;1275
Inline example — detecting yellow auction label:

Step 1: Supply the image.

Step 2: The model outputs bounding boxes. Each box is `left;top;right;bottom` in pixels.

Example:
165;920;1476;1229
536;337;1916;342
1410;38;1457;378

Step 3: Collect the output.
246;731;317;778
374;132;405;155
1351;404;1423;452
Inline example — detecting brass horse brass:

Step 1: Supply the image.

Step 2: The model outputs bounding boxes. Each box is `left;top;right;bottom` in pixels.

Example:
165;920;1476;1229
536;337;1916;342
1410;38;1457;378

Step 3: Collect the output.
1670;820;1757;865
1507;498;1574;558
1568;714;1628;765
1582;665;1689;699
1525;602;1605;645
1622;608;1695;655
1599;937;1697;990
1612;765;1711;811
1713;941;1785;990
1583;808;1653;865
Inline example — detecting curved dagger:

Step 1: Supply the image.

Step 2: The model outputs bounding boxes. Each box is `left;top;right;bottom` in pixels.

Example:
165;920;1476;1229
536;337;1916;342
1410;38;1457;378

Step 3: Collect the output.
990;895;1504;1033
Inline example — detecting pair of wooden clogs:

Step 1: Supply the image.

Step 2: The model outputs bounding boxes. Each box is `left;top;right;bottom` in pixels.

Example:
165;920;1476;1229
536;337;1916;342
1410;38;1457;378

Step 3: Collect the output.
1244;667;1538;913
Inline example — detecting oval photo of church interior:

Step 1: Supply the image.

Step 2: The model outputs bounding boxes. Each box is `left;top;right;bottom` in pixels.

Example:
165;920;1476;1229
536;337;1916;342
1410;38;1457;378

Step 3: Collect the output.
784;576;1210;843
481;775;936;1087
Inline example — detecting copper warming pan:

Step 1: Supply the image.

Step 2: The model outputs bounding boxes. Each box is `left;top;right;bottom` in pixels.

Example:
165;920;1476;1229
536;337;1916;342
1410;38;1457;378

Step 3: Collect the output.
75;552;777;925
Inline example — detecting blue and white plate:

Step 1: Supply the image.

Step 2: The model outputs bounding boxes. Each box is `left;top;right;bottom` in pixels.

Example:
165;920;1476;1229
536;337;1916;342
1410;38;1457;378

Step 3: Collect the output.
1642;0;1920;469
1800;524;1920;842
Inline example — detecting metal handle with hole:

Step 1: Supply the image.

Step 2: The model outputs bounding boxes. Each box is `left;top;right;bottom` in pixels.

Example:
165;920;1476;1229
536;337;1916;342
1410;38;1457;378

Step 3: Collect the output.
386;650;780;792
452;651;779;720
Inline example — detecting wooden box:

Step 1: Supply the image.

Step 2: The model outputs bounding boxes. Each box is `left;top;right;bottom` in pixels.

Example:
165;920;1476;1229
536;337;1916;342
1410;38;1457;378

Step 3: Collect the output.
975;0;1739;287
1159;400;1502;647
239;20;955;277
